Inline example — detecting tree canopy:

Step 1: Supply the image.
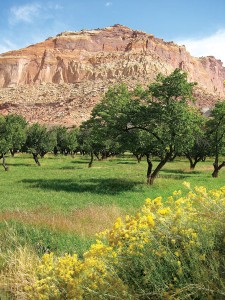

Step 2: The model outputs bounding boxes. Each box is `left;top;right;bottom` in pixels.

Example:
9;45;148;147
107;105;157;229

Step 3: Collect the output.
85;69;203;184
206;101;225;177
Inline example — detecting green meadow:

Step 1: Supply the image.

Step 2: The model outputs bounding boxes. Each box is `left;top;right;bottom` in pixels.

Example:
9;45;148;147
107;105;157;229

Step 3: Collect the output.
0;153;224;260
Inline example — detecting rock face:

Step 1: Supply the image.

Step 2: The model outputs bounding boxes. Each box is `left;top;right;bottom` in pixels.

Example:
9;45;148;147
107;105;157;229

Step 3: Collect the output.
0;24;224;126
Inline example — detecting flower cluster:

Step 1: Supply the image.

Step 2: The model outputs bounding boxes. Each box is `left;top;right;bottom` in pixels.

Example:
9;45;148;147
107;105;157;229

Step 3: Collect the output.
25;184;225;299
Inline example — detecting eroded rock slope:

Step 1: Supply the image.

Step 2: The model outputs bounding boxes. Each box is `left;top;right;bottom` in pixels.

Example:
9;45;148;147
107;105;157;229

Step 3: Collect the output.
0;24;224;126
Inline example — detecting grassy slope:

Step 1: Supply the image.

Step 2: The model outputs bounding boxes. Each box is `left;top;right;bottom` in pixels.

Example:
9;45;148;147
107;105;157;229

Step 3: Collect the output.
0;153;224;257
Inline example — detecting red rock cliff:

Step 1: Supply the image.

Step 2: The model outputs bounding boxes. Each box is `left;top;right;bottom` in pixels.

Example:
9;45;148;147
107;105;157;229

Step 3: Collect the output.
0;25;224;125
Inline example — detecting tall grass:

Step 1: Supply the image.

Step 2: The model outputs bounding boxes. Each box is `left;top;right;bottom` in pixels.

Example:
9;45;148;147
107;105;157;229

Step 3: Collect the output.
2;185;224;299
0;153;224;298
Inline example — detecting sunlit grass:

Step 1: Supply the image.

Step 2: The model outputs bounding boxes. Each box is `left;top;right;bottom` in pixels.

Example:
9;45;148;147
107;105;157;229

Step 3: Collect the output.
0;153;224;259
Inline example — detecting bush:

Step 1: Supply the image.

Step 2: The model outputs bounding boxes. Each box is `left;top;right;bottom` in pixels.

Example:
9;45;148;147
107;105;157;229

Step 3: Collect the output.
3;184;225;299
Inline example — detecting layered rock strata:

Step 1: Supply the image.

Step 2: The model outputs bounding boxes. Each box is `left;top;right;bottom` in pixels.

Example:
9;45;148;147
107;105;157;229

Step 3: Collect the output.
0;24;224;126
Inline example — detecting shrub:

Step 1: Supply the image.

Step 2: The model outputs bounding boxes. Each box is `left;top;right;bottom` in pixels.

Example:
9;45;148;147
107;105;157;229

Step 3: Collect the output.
3;184;225;299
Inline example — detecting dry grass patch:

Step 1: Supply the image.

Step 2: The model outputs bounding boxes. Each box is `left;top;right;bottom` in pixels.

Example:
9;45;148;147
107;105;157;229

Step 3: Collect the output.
0;246;39;299
0;205;124;237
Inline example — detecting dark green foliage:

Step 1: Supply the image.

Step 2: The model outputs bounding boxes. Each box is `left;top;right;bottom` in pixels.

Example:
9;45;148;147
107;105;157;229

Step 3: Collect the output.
0;115;10;155
0;114;27;170
185;132;210;169
52;126;78;155
5;114;27;156
84;69;203;184
206;101;225;177
25;123;57;165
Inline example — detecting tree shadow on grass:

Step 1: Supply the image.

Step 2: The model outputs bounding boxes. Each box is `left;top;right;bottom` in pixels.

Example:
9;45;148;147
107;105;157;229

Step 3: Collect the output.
117;161;137;165
71;160;90;164
7;163;32;167
159;169;201;179
59;166;84;170
21;178;142;195
162;169;201;175
162;169;201;176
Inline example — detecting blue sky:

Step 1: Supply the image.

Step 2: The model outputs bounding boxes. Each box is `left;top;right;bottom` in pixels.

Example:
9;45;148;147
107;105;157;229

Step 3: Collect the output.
1;0;225;64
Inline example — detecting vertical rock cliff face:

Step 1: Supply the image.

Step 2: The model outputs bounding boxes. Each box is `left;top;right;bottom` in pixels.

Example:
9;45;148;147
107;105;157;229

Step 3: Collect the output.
0;25;224;125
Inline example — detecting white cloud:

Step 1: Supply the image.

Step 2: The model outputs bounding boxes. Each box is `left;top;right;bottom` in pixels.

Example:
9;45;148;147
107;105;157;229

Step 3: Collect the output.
0;40;18;54
105;2;113;7
9;2;62;25
176;29;225;66
10;3;41;24
0;45;10;54
47;3;63;10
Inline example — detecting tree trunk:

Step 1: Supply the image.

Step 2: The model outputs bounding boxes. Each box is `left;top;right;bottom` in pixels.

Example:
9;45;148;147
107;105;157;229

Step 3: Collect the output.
146;152;171;185
101;150;107;160
212;161;225;178
212;152;219;178
40;151;47;158
169;153;177;162
33;153;41;166
88;152;94;168
190;161;197;170
137;155;142;163
186;154;202;170
53;147;58;156
150;156;170;184
101;150;110;160
10;149;15;157
146;154;153;184
212;166;219;178
134;153;143;163
186;155;194;170
94;152;101;161
1;154;8;171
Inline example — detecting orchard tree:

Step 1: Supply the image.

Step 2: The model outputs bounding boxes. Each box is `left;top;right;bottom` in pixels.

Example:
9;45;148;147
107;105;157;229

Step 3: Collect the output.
206;100;225;177
184;132;209;170
79;118;121;167
5;114;27;156
52;126;78;156
25;123;57;166
78;120;103;167
129;69;202;184
88;69;202;184
0;116;10;170
117;129;154;163
53;126;69;155
67;127;79;156
0;114;27;170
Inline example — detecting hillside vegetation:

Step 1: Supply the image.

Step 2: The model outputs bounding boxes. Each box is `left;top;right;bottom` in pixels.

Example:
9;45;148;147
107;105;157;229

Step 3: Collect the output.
0;69;224;299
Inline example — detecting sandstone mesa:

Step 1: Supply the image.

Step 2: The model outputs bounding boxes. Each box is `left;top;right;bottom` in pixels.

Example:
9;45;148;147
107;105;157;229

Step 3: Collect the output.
0;24;224;126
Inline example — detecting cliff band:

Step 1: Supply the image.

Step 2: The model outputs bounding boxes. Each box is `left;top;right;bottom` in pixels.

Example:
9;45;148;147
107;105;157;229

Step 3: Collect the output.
0;24;224;126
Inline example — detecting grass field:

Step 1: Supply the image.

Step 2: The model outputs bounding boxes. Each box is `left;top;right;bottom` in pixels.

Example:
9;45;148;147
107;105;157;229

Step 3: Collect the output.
0;153;224;259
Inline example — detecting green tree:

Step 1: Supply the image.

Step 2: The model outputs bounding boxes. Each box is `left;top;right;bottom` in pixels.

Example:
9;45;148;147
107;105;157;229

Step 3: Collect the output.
117;129;153;163
52;126;68;155
67;127;79;156
78;118;120;167
127;69;201;184
184;132;209;170
52;126;78;156
206;100;225;177
87;70;202;184
0;115;10;171
5;114;27;156
25;123;57;166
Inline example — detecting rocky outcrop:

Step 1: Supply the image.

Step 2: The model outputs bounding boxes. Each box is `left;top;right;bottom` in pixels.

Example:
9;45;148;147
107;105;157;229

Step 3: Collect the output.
0;24;224;126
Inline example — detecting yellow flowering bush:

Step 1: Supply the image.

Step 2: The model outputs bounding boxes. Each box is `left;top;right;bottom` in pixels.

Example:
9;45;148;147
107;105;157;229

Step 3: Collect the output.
24;184;225;299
